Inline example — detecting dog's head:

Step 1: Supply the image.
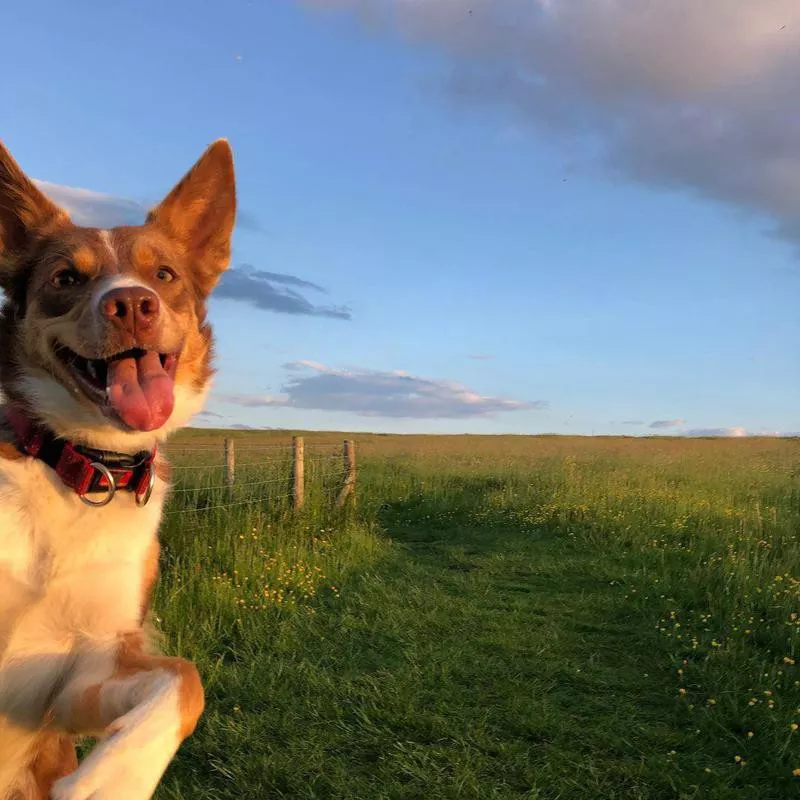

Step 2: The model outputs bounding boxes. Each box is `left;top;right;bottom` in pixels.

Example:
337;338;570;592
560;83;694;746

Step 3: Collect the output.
0;140;236;452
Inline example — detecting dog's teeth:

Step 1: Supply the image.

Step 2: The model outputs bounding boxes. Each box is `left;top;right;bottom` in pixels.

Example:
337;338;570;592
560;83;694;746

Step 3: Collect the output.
86;361;98;381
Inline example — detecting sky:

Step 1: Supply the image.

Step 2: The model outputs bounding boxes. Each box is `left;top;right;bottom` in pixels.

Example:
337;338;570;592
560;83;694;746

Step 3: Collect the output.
2;0;800;436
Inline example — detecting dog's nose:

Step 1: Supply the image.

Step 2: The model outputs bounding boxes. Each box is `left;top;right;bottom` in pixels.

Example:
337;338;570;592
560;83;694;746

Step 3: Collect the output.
100;287;161;336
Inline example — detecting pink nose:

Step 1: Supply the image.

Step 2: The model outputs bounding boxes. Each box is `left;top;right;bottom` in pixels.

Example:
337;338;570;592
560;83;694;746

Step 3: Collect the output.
100;287;160;337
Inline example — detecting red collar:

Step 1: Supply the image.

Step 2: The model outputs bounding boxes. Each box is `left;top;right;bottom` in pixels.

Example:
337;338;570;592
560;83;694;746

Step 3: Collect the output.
5;408;157;507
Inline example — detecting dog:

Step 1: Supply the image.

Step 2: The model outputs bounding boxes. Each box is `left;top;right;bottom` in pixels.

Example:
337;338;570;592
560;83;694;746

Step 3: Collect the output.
0;138;236;798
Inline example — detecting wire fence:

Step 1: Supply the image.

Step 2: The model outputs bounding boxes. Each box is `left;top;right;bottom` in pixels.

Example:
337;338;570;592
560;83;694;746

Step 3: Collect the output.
163;437;356;518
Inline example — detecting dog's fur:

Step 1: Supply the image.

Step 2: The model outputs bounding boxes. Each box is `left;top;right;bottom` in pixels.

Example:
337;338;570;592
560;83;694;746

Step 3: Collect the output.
0;139;236;798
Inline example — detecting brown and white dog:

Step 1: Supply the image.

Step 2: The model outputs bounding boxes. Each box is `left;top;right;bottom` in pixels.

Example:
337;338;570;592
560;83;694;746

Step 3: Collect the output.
0;140;236;798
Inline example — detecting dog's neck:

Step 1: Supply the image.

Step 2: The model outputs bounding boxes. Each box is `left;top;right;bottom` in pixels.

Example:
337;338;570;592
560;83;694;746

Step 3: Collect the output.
1;405;157;505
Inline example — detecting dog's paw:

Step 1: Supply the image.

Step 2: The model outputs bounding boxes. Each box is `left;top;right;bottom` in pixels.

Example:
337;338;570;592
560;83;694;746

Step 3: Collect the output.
50;709;179;800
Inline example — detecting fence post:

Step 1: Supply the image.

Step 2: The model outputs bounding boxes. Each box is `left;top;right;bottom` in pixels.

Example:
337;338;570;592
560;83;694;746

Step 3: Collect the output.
224;438;235;495
292;436;305;509
335;439;356;508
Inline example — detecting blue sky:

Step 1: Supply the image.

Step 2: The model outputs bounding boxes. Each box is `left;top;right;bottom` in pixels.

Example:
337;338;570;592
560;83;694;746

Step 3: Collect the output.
3;0;800;436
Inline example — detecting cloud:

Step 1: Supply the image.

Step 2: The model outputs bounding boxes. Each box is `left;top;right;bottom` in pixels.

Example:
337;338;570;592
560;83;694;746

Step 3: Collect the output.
235;210;264;233
35;180;264;233
196;410;225;420
215;264;352;319
34;180;146;228
216;361;544;418
684;427;748;438
308;1;800;250
649;419;686;429
467;354;495;361
684;427;799;438
620;420;645;426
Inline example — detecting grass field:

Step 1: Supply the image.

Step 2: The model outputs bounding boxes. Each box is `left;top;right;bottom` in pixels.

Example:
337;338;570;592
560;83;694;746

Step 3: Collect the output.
151;431;800;799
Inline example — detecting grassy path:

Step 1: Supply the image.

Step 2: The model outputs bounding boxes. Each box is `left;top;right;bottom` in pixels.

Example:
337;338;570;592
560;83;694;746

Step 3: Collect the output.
158;518;753;800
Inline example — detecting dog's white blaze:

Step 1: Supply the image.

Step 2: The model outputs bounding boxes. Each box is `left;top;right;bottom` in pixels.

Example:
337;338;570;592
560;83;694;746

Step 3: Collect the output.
98;230;117;268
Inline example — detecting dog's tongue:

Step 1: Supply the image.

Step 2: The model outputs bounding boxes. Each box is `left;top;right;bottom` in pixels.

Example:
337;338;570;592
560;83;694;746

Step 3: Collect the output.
106;351;175;431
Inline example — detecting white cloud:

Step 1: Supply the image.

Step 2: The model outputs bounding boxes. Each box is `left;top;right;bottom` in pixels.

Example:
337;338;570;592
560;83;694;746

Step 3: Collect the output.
649;419;686;429
33;180;264;233
684;427;748;438
33;180;146;227
307;0;800;249
216;361;544;418
682;427;800;437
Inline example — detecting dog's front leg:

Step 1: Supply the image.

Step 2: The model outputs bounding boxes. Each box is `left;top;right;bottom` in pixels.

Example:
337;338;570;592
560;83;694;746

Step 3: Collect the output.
48;633;204;800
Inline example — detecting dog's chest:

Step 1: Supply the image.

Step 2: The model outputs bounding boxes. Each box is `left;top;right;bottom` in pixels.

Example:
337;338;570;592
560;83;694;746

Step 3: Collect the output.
0;454;165;658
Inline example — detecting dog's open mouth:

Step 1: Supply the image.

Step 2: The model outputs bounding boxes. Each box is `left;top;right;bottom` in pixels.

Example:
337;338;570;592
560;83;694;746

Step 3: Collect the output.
55;345;179;432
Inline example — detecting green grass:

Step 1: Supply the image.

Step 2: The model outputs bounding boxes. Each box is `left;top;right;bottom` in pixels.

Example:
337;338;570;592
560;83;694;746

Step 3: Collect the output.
151;433;800;799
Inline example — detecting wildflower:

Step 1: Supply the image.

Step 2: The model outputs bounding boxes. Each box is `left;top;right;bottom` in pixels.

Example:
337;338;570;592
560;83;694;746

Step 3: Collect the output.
792;724;799;732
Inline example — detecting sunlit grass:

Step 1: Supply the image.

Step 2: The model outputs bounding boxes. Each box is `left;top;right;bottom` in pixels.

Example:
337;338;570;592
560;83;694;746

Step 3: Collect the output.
154;432;800;799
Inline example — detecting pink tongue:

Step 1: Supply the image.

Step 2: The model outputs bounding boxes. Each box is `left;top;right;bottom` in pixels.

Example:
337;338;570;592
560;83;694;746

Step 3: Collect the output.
106;351;175;431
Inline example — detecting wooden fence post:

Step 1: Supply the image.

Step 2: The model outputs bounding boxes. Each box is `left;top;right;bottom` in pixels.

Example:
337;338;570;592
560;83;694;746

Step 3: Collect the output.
335;439;356;508
224;438;235;495
292;436;305;509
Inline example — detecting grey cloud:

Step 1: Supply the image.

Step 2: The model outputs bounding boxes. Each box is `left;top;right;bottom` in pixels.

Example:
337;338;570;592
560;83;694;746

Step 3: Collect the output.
467;354;495;361
217;361;544;419
620;420;645;426
649;419;686;429
308;1;800;249
236;266;325;293
196;410;225;420
215;265;351;319
236;210;264;233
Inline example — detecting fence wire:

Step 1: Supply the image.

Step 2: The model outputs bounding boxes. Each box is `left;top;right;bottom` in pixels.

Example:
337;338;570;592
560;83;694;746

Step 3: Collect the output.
162;439;352;518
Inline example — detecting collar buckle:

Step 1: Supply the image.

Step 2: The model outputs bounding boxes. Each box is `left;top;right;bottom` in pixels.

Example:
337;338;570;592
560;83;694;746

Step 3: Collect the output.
4;406;158;509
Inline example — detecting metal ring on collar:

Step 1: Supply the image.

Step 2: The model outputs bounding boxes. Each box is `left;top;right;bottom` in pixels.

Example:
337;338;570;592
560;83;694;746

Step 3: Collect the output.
79;462;117;507
135;463;156;507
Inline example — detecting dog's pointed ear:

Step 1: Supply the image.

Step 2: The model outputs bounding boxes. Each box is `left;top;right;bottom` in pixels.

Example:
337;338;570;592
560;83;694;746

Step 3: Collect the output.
0;140;70;269
147;139;236;296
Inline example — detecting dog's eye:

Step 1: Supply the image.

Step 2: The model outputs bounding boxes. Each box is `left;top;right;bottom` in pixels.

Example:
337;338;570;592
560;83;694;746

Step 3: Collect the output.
155;267;177;283
51;268;84;289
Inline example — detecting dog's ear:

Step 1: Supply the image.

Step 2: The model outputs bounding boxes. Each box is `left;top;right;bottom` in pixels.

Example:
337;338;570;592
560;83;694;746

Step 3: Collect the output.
146;140;236;296
0;141;70;273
